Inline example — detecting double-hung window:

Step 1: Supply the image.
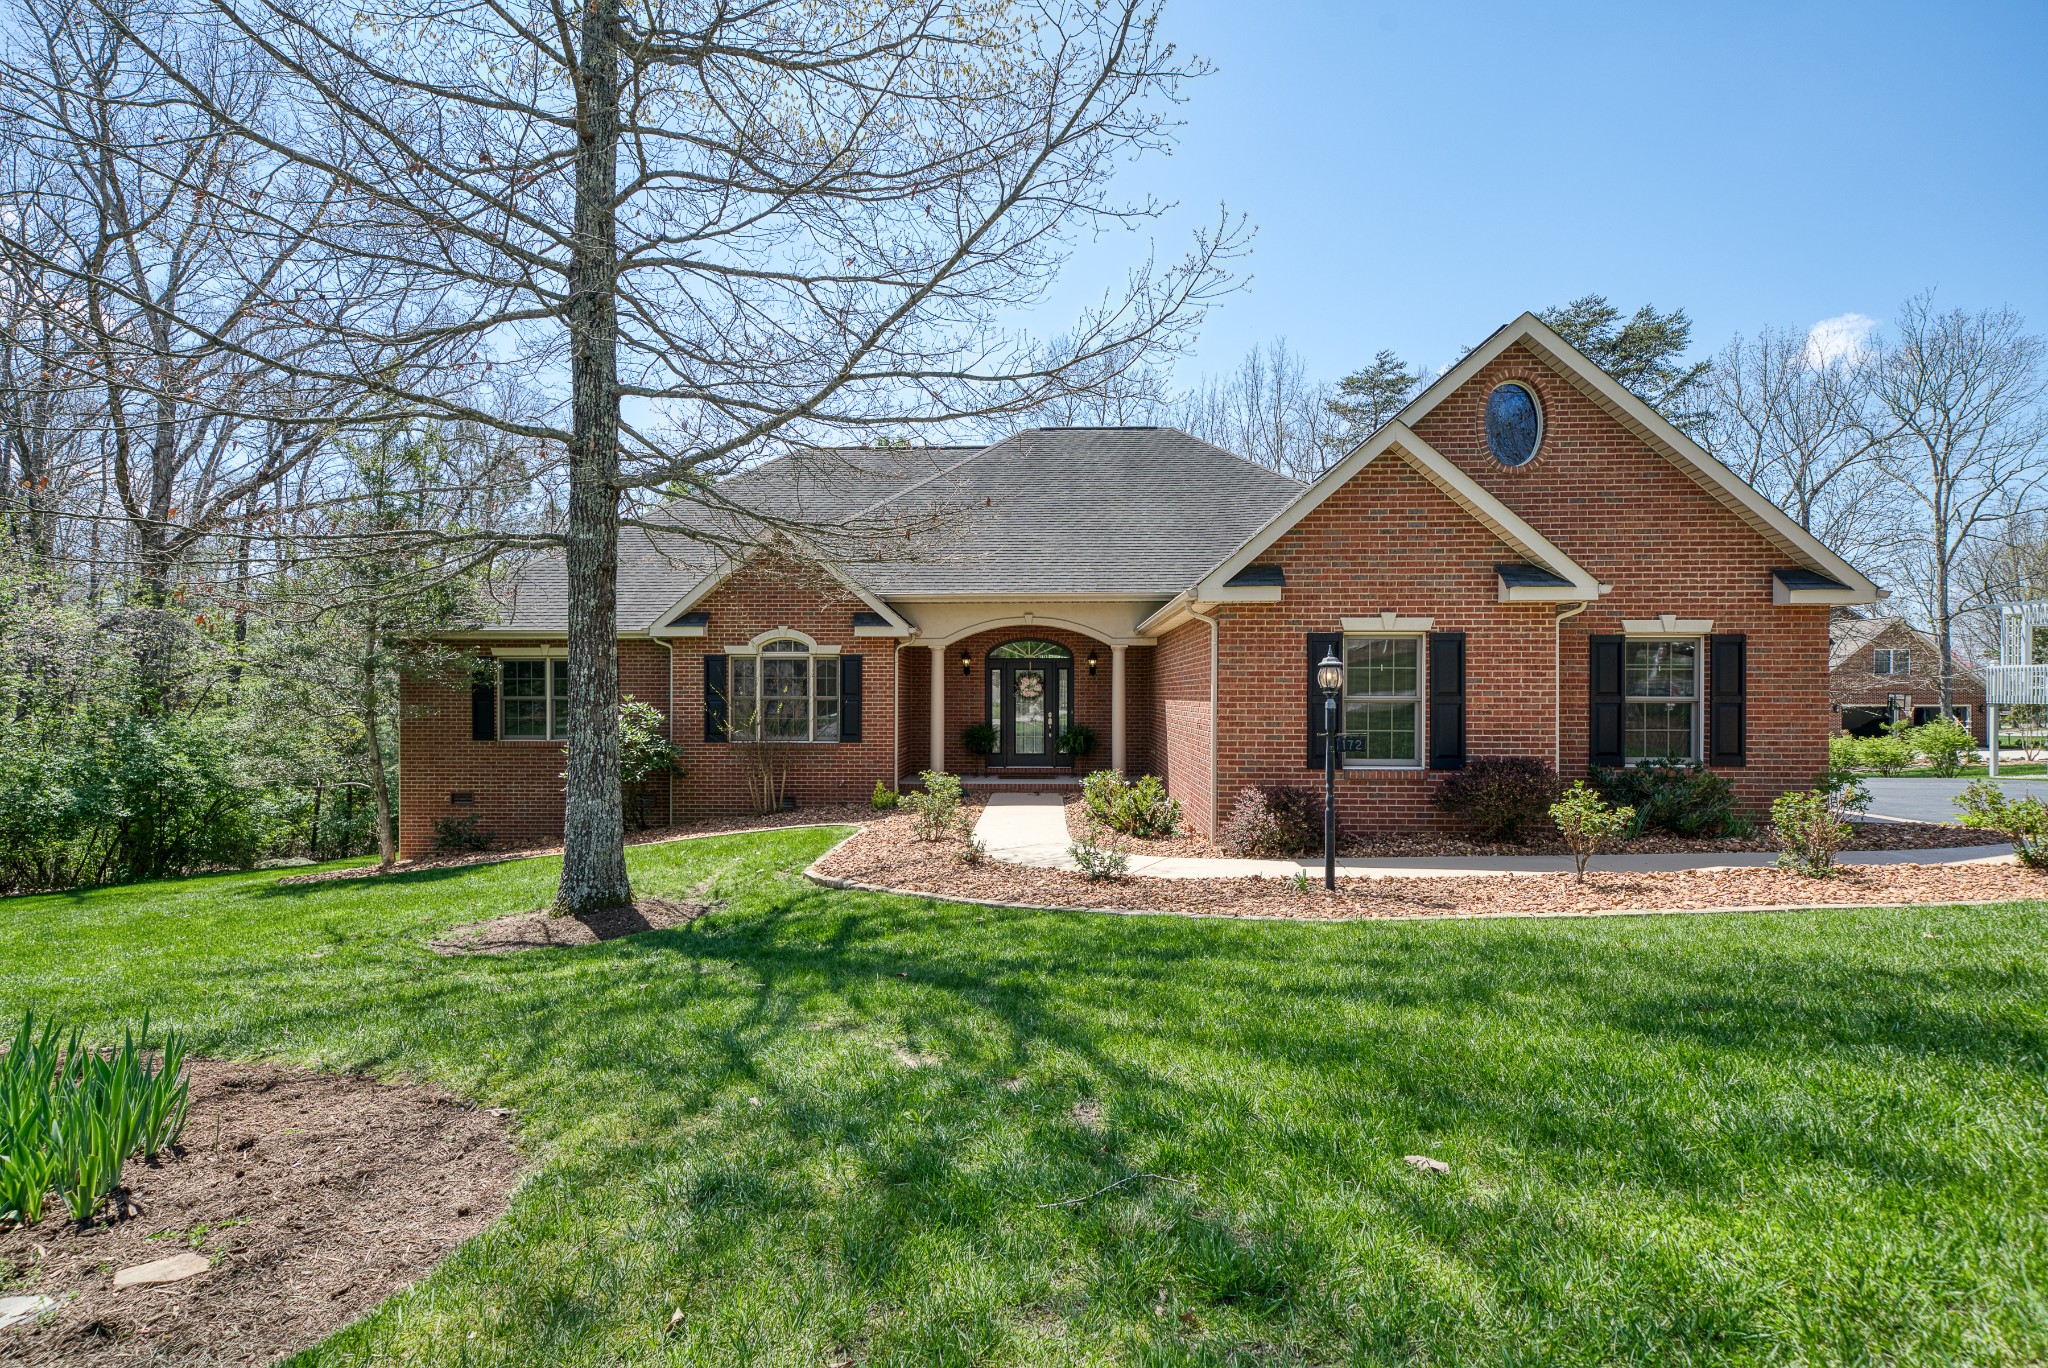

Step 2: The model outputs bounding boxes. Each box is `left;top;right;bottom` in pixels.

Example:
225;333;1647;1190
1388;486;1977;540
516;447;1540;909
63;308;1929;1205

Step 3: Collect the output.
501;658;568;739
1873;647;1911;676
1342;635;1422;766
729;639;840;742
1624;639;1699;762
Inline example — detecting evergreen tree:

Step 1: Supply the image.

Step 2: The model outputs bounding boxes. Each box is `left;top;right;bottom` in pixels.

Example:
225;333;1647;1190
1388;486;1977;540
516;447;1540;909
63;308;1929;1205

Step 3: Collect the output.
1326;349;1423;441
1537;296;1712;430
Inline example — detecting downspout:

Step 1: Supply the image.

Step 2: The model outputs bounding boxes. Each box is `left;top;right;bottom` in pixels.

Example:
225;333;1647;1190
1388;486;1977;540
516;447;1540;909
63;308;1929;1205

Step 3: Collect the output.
893;640;905;789
1553;600;1588;772
659;637;676;826
1188;603;1220;838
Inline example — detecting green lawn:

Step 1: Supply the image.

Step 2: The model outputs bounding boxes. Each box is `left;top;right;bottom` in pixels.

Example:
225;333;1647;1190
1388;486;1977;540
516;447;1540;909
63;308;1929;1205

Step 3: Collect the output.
4;829;2046;1365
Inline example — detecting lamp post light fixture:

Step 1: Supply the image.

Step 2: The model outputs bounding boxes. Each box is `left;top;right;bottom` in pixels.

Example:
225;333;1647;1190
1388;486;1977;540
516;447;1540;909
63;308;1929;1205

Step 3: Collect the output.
1315;648;1344;891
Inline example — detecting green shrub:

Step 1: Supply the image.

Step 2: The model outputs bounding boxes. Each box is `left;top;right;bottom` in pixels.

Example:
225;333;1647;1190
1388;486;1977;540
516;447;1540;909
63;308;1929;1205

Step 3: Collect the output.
432;813;491;853
1549;782;1633;881
1068;819;1129;881
1771;777;1870;878
1218;784;1324;857
870;781;899;810
902;770;964;841
1828;734;1860;772
959;724;998;757
1855;732;1914;777
1080;771;1181;839
1906;717;1975;777
0;1011;189;1228
1954;780;2048;868
1430;757;1559;842
1590;760;1746;837
1057;724;1095;758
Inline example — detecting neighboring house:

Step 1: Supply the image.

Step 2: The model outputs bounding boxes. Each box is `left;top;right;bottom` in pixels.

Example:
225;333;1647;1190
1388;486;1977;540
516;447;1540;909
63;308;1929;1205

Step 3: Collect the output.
397;313;1882;857
1828;614;1987;741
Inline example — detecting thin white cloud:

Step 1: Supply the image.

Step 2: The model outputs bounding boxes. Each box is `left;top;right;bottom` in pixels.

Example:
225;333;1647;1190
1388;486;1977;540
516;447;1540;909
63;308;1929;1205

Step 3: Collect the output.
1804;312;1879;367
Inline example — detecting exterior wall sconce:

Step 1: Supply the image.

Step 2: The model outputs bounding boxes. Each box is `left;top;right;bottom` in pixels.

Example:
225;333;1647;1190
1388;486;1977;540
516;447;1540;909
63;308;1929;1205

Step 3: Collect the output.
1087;650;1099;676
960;650;971;676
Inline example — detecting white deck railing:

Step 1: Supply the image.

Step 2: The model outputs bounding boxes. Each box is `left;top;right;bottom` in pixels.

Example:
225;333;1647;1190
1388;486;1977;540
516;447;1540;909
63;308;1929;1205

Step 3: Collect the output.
1986;665;2048;706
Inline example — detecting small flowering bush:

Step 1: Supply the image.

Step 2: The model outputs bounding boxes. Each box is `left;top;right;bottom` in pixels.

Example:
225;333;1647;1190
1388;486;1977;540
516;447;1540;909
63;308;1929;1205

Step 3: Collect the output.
902;770;964;841
1549;782;1632;882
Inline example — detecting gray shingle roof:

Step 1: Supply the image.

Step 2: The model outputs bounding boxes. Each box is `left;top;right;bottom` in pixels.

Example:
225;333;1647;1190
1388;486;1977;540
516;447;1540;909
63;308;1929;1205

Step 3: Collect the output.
484;428;1303;632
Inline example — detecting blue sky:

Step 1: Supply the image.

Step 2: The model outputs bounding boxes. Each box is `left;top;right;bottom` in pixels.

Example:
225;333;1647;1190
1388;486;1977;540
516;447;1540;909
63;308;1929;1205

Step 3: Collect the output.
1058;0;2048;384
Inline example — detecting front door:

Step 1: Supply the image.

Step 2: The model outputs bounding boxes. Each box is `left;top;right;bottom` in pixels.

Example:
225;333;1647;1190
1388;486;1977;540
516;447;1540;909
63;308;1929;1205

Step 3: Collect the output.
987;641;1071;767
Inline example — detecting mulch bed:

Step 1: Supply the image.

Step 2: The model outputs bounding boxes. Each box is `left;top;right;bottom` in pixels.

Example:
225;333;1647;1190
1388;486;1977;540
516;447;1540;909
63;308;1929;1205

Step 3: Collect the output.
818;811;2045;921
431;896;706;955
1059;796;2008;859
0;1061;521;1366
279;804;875;885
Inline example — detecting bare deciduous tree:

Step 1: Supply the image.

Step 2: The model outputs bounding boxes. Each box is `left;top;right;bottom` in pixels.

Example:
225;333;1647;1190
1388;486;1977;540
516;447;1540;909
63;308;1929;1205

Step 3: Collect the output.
1701;325;1893;569
1869;296;2048;714
82;0;1238;912
1172;338;1341;480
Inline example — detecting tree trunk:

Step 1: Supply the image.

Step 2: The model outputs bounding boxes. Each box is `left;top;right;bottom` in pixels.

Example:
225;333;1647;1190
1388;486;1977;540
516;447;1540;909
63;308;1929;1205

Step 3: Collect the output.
359;619;396;869
1935;551;1955;717
554;0;630;915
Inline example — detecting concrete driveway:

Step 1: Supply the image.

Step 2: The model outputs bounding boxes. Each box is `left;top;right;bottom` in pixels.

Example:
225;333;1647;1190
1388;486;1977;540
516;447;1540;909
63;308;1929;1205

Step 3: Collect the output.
1862;776;2048;824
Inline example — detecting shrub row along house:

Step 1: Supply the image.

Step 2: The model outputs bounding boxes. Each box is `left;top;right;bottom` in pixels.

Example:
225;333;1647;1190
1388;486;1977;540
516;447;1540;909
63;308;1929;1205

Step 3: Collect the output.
397;314;1882;858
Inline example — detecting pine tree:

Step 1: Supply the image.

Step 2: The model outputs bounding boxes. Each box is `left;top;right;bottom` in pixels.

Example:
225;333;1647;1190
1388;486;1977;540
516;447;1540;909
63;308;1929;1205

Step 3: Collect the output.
1537;296;1712;430
1326;349;1422;442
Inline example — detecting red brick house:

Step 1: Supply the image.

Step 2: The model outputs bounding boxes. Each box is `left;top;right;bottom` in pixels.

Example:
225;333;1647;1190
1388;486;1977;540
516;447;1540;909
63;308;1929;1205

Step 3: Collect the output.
1829;614;1987;741
397;314;1882;856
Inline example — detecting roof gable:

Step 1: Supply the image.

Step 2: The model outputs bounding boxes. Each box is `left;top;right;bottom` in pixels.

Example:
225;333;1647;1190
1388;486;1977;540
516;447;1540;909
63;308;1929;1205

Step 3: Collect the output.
1181;420;1603;608
1397;313;1881;602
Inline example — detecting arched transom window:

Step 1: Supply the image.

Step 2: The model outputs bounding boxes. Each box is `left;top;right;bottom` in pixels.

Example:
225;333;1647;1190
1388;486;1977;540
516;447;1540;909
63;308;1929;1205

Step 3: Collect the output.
729;638;840;741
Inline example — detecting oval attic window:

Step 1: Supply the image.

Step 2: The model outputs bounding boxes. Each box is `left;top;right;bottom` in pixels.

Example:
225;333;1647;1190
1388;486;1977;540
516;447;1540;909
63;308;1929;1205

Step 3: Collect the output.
1484;382;1542;467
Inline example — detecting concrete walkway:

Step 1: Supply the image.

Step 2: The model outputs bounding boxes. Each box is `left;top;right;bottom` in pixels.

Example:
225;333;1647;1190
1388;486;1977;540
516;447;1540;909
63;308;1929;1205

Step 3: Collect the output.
973;791;2013;881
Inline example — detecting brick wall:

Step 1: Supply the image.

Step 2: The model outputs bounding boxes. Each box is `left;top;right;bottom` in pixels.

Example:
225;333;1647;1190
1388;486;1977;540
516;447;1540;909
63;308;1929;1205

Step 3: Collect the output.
1153;619;1214;834
664;560;897;816
1186;342;1835;836
397;638;671;858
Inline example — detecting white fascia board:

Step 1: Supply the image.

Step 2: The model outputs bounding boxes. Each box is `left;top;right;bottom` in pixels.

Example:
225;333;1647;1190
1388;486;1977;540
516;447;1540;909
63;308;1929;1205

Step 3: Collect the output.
853;623;911;637
1207;585;1283;603
1135;591;1195;637
1774;581;1869;607
1622;616;1715;635
1397;313;1883;605
1498;579;1607;603
1193;422;1602;603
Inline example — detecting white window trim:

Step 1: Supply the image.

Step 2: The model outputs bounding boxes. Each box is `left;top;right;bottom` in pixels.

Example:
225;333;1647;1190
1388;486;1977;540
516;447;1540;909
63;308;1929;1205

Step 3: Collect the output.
1621;635;1703;765
726;637;842;744
722;626;841;657
498;657;568;742
1340;632;1426;770
1340;613;1436;633
1621;615;1713;635
1874;648;1911;676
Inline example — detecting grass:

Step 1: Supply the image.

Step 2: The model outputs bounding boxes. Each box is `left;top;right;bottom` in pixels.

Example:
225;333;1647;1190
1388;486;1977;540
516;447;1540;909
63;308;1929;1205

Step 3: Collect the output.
4;829;2047;1364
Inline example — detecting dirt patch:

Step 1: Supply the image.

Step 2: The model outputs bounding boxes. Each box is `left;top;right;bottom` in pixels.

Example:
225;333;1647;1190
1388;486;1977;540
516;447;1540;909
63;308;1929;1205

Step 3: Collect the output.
280;804;875;886
431;895;705;955
0;1060;520;1366
1060;796;2007;859
818;811;2043;921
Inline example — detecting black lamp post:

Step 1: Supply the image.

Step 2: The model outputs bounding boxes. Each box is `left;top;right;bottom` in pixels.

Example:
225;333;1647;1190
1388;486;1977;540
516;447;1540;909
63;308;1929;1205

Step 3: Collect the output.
1316;648;1344;890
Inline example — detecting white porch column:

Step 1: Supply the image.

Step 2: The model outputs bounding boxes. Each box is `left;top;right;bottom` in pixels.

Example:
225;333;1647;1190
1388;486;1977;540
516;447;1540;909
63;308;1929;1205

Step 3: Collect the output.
1110;644;1128;773
1988;702;2000;777
929;643;947;775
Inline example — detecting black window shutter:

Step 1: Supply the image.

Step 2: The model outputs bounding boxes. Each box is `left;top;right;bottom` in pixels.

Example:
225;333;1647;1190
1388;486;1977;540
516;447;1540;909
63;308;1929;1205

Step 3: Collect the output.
1710;633;1747;767
703;654;727;743
470;666;497;741
1428;631;1467;770
840;654;863;742
1589;635;1625;766
1305;632;1343;768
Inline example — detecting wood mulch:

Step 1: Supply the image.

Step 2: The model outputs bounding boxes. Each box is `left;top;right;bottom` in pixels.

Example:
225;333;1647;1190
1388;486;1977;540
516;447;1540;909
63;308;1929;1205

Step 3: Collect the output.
1058;796;2008;859
0;1061;522;1366
430;896;707;955
817;811;2045;922
278;804;876;885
